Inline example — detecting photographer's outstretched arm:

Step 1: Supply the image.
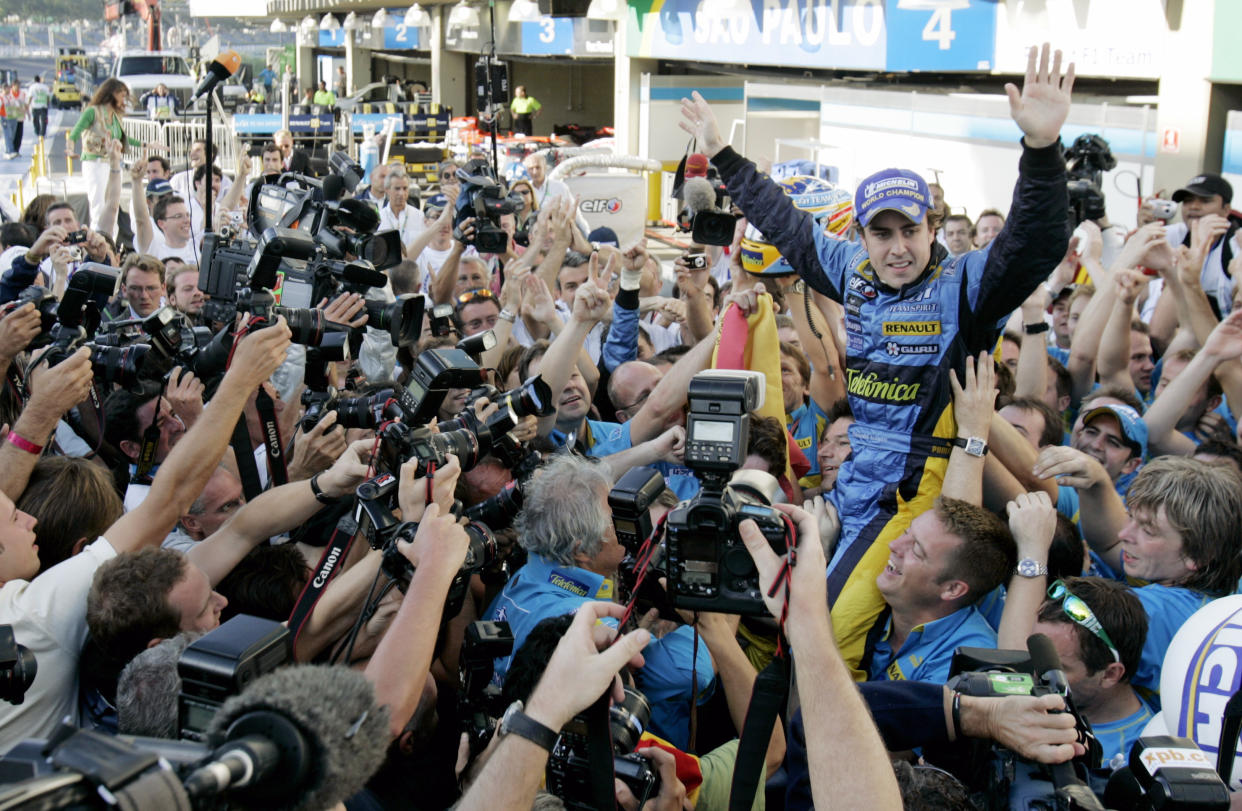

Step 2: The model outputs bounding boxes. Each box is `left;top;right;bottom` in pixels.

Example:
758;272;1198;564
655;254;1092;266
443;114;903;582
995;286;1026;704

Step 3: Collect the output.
0;347;93;500
364;500;470;739
105;325;292;554
627;330;716;445
740;505;902;809
295;549;382;662
953;690;1082;763
187;437;370;585
457;602;651;811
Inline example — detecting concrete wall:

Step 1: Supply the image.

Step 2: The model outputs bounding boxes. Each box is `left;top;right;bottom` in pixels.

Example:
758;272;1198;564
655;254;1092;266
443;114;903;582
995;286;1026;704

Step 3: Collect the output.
497;61;614;136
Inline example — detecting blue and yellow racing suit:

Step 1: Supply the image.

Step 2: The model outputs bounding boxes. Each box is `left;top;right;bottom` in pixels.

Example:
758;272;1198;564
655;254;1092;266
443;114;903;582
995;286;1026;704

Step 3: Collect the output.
712;141;1069;675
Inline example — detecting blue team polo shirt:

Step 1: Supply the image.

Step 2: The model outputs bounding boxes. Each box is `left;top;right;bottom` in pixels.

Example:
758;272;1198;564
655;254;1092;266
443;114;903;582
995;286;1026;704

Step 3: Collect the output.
866;605;998;684
786;400;828;489
484;553;714;748
1091;699;1154;768
1132;584;1213;709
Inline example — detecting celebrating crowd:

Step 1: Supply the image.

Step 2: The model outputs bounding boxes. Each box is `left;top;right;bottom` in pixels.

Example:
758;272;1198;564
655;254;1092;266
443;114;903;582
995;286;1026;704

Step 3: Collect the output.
0;40;1238;810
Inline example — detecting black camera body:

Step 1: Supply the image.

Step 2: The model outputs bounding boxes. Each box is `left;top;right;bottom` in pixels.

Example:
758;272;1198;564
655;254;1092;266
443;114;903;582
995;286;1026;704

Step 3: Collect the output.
663;370;787;616
458;620;515;759
177;614;292;742
546;688;659;809
0;624;36;706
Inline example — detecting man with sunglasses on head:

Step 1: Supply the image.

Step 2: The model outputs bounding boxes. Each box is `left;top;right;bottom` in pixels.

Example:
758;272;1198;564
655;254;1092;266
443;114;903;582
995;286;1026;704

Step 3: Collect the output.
454;286;501;337
1033;577;1150;769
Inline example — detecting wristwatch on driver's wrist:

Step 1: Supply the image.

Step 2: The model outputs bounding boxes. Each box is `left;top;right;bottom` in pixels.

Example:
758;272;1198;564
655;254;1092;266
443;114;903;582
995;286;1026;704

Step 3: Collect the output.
951;436;988;458
497;700;558;752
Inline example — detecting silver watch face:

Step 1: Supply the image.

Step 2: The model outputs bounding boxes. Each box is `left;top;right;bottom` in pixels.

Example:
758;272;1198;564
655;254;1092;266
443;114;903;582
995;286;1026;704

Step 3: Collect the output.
964;437;986;457
1017;559;1043;577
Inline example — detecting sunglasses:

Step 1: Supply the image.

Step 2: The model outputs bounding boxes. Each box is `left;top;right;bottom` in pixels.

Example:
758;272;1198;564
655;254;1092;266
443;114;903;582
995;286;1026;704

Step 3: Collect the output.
1047;579;1120;663
454;287;496;310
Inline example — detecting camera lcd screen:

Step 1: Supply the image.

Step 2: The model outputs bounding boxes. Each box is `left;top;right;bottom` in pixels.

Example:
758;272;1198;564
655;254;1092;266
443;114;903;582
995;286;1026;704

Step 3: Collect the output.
692;420;734;443
275;271;314;309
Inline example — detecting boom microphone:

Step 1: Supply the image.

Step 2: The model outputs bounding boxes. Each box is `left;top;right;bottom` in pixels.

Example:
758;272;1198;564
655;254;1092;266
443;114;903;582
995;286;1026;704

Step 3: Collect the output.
189;664;390;811
192;51;242;101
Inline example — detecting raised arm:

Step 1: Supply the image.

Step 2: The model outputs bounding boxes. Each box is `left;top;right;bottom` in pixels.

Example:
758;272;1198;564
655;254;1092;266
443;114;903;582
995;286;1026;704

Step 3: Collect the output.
429;238;466;305
626;325;717;445
0;347;94;499
533;257;611;438
942;352;996;506
1096;269;1146;390
105;325;292;554
96;139;125;237
997;491;1057;649
1013;287;1051;401
784;278;845;410
129;156;154;253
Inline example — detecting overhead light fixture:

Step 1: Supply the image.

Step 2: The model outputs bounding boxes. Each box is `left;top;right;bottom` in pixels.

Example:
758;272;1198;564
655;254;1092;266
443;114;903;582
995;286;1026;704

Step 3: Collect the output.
320;13;341;30
372;8;391;27
343;11;361;29
448;1;480;28
585;0;621;18
509;0;541;21
403;3;431;26
299;14;317;33
269;18;288;32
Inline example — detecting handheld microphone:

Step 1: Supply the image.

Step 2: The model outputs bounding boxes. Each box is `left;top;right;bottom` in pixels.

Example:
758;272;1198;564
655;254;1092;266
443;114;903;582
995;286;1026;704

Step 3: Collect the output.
189;664;391;811
192;51;242;102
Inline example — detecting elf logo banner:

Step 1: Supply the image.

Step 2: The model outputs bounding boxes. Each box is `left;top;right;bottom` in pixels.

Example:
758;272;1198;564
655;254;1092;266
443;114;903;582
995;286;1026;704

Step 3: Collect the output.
580;198;622;214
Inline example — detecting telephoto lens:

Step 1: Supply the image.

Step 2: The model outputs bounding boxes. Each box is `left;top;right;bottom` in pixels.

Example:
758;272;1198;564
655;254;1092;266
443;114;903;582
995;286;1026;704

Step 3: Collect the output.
0;625;37;705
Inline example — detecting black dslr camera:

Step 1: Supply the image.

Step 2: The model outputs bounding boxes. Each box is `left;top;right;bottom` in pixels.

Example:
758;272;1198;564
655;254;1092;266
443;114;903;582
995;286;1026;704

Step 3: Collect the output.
546;687;660;809
664;370;789;616
453;158;523;254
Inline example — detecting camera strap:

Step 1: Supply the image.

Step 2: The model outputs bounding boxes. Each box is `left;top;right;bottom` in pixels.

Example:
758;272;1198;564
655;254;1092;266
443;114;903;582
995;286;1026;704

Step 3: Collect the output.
5;366;26;407
131;397;162;484
287;513;359;647
255;385;288;487
584;691;617;811
729;654;789;811
231;415;265;501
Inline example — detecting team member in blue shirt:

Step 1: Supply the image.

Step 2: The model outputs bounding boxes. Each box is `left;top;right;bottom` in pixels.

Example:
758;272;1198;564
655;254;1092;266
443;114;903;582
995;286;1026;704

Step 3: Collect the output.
863;497;1016;684
1032;577;1151;770
485;454;714;749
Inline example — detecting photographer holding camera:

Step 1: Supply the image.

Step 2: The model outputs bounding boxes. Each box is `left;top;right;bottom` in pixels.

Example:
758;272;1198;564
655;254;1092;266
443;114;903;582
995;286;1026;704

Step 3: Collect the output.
485;453;715;750
0;318;290;742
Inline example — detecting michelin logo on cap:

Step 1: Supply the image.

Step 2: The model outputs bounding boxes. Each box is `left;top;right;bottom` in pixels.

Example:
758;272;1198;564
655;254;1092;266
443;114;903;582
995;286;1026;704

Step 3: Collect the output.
855;168;931;226
863;177;920;198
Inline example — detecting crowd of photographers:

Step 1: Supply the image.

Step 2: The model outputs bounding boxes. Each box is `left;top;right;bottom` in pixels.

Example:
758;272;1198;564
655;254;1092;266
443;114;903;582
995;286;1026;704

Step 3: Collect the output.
0;41;1239;810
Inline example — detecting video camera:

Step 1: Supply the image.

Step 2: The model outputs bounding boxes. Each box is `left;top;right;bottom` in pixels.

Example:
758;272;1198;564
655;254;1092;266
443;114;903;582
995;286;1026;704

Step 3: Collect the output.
663;370;791;616
1065;134;1116;230
453;158;523;254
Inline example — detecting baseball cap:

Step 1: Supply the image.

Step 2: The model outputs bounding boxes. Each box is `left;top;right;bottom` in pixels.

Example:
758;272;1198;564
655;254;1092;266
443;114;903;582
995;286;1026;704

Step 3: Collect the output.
854;168;930;228
423;192;450;215
1172;173;1233;205
1081;404;1148;460
146;178;173;197
684;153;709;179
587;226;619;247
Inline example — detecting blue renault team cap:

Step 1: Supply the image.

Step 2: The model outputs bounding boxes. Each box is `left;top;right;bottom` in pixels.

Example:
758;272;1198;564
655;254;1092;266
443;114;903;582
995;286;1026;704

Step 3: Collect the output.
855;168;931;227
1081;404;1148;460
424;193;450;214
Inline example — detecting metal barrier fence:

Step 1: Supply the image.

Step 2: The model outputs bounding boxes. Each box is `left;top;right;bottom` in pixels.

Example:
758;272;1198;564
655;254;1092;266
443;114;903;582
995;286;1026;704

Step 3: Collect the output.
119;118;240;173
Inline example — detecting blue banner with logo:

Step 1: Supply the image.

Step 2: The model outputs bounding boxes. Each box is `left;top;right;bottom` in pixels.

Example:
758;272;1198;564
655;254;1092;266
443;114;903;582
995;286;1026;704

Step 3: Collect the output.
521;17;575;55
628;0;998;73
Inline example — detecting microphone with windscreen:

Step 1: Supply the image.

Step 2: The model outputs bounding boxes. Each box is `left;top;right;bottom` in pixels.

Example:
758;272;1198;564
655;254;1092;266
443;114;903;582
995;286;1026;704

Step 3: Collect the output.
680;175;736;246
184;664;390;811
192;51;242;102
